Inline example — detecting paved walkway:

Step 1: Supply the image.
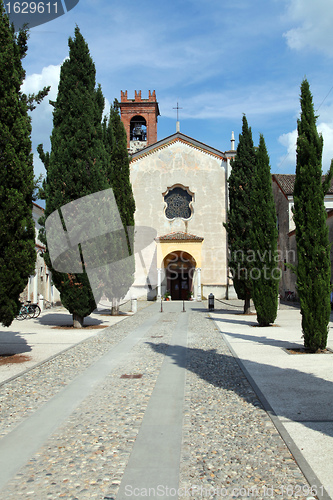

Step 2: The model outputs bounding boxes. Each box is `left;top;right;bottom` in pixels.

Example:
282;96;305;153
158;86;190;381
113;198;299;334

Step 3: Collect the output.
0;300;331;499
0;306;129;383
210;300;333;500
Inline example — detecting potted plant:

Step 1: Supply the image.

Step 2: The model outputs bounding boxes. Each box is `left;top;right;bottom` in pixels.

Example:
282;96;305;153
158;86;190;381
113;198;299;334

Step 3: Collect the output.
164;290;171;301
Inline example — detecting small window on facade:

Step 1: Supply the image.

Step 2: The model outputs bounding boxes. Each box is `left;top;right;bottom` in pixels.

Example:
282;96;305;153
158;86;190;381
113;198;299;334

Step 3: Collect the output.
164;186;193;220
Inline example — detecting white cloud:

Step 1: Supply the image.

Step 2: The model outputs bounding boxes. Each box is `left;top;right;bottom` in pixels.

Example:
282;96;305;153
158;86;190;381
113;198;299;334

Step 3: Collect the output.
22;63;61;101
23;64;115;178
160;83;298;121
283;0;333;56
103;97;111;119
278;129;297;169
23;64;62;178
318;122;333;170
278;122;333;171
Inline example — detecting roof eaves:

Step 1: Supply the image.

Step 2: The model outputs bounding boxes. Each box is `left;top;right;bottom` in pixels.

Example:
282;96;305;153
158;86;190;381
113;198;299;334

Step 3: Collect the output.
130;132;227;163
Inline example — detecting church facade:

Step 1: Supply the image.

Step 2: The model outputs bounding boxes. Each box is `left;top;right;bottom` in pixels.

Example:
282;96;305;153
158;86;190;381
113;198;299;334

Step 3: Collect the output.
120;91;236;300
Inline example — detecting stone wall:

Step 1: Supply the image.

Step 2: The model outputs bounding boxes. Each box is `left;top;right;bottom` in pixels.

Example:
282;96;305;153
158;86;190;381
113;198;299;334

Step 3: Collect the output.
272;178;297;298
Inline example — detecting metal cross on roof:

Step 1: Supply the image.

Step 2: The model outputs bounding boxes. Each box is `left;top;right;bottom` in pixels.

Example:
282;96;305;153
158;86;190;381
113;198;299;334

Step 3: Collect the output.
173;102;183;121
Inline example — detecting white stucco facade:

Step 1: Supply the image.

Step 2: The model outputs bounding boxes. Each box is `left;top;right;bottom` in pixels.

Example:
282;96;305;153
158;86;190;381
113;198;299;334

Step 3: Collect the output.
129;132;235;300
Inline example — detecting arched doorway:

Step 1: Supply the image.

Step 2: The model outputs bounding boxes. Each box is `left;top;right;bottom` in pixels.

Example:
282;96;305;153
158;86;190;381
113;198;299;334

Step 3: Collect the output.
163;251;196;300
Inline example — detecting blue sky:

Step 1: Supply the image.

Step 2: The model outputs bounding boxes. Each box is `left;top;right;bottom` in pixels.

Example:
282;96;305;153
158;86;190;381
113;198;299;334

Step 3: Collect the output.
19;0;333;178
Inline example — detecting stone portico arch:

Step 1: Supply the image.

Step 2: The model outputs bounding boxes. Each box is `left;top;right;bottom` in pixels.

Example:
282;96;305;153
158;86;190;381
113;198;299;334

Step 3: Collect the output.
155;232;204;300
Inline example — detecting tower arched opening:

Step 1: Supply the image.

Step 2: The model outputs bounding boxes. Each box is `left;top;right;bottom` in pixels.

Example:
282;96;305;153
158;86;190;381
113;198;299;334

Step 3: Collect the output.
130;116;147;142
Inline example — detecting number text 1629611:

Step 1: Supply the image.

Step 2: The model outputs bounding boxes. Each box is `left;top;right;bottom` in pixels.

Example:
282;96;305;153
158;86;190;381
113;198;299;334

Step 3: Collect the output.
5;2;58;14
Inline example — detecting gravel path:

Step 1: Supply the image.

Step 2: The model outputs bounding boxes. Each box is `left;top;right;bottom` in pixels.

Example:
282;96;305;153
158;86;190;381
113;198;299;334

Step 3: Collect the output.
180;307;310;499
0;301;313;499
0;300;151;440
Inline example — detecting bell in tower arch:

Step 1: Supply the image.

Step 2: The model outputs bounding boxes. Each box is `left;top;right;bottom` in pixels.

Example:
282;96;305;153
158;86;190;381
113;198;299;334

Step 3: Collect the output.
119;90;160;154
130;116;147;142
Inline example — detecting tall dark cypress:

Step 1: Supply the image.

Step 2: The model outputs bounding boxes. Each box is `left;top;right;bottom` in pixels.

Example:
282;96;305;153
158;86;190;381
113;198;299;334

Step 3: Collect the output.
293;79;333;351
39;27;109;327
0;2;35;326
103;100;135;229
102;100;135;313
225;115;256;314
251;134;279;326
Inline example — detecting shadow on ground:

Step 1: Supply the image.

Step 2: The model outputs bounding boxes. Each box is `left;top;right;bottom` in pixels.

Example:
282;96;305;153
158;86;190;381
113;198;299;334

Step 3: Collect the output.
37;313;103;327
191;305;304;348
213;321;304;349
0;331;32;356
146;341;333;438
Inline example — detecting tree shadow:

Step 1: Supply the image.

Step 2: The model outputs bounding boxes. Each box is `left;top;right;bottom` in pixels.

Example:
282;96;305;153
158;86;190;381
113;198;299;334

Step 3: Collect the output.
191;306;304;348
211;316;258;327
0;331;32;356
214;322;303;349
37;313;103;327
191;307;257;327
146;341;333;438
279;301;301;309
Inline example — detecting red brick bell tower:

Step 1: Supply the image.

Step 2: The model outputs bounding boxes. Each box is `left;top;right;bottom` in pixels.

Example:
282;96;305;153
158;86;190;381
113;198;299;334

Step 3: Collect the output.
120;90;160;154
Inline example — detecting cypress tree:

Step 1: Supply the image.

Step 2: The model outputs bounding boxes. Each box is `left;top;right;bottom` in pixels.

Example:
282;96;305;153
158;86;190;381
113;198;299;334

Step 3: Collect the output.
293;79;333;351
39;27;109;328
225;115;256;314
250;134;279;326
103;100;135;232
102;100;135;314
0;3;35;327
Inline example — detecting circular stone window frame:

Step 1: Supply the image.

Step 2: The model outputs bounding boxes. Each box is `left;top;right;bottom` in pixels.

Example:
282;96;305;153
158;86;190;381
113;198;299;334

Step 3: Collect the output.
162;184;195;221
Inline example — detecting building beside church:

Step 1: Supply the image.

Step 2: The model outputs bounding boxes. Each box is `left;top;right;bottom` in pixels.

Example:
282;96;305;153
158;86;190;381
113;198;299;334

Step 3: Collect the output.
272;174;333;299
21;203;61;307
121;90;236;301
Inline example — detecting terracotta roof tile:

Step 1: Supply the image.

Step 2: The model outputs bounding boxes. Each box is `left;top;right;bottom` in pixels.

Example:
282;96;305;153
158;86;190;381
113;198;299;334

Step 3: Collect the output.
273;174;296;195
156;232;204;242
273;174;333;195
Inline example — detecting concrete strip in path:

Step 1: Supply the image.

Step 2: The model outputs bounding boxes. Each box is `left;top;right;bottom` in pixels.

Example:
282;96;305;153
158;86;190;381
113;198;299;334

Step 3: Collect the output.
115;302;189;500
210;305;333;500
0;311;161;492
0;307;128;384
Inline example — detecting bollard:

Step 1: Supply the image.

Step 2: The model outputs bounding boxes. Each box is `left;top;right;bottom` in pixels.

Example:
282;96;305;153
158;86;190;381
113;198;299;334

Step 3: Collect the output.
208;293;214;311
38;294;44;313
182;300;186;312
160;299;163;313
131;297;137;313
